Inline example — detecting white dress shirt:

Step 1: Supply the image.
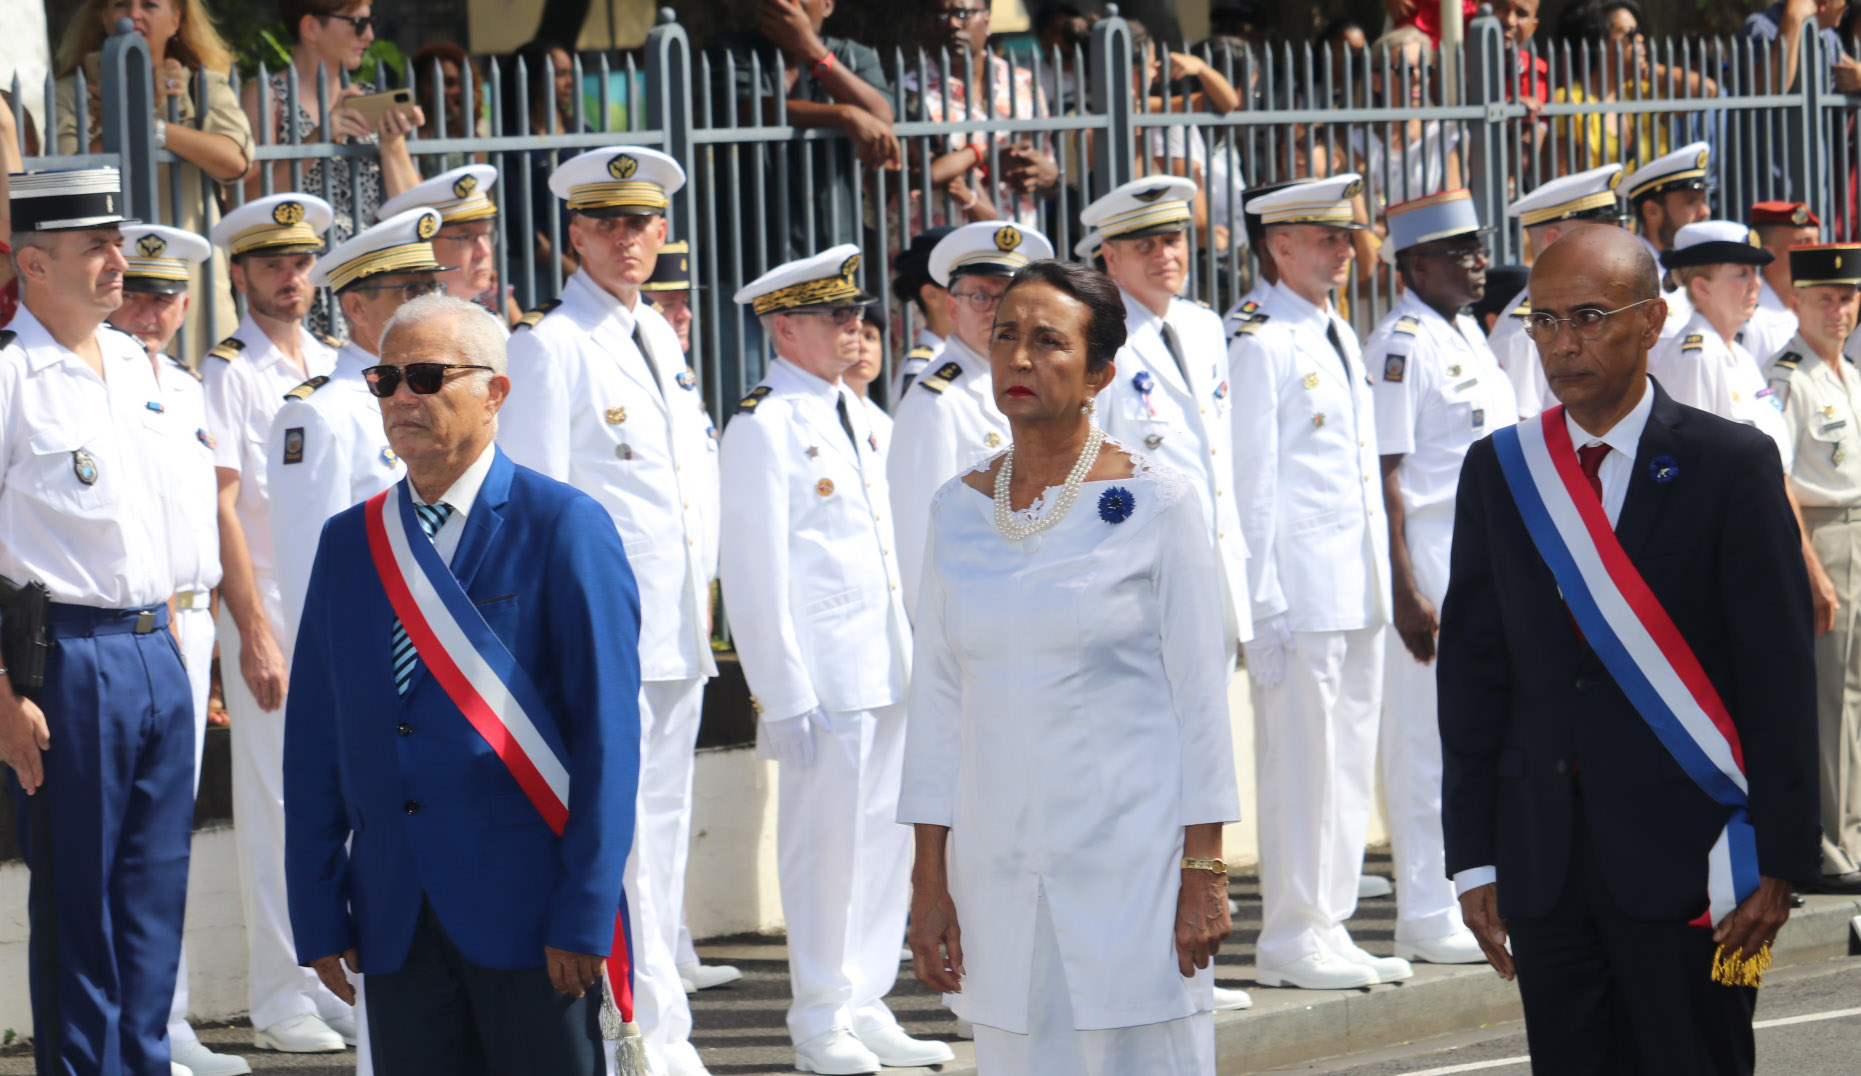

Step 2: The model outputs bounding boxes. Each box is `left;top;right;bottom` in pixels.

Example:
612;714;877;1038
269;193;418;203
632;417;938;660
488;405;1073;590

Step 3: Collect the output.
410;439;497;566
1741;281;1799;369
155;355;223;594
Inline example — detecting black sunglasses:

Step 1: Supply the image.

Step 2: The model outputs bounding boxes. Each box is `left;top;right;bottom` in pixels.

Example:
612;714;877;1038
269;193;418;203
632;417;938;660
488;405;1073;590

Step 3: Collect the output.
363;362;493;397
318;12;374;34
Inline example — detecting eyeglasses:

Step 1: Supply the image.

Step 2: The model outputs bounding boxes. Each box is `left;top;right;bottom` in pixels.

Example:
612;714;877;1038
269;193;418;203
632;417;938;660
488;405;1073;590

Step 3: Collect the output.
1521;296;1660;341
432;229;500;251
948;288;1004;311
347;280;446;301
787;306;864;325
362;362;494;397
318;12;374;35
1416;245;1491;269
937;7;988;22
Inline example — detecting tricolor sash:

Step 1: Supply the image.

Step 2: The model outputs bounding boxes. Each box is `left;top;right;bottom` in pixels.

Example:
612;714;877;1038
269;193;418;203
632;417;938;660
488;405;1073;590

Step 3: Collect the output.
364;484;637;1031
1491;407;1759;929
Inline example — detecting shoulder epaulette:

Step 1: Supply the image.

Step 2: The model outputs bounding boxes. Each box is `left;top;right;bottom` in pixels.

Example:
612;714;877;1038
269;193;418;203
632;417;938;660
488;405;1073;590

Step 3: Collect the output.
1191;297;1213;310
208;336;245;362
283;375;329;402
1773;351;1802;371
315;332;341;349
1234;313;1270;337
0;330;15;350
1392;315;1421;336
1682;333;1705;352
169;355;203;382
734;385;772;415
1508;300;1531;319
918;361;964;394
514;299;562;331
904;344;935;361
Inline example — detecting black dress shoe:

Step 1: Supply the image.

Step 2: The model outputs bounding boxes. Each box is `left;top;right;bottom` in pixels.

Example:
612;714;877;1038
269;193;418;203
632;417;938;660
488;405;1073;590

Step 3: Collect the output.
1790;893;1807;908
1805;870;1861;894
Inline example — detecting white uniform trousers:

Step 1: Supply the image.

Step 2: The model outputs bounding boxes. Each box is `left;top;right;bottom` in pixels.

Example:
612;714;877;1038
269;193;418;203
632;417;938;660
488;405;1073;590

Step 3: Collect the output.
971;891;1215;1076
167;598;214;1047
221;604;354;1031
624;677;708;1075
777;703;911;1045
1380;511;1466;943
1252;626;1385;969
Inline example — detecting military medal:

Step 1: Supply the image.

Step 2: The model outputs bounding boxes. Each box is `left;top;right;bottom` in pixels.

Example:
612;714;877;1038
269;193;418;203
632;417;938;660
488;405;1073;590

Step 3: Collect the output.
197;428;216;449
1302;372;1320;389
1313;413;1326;427
816;478;834;497
806;445;820;459
72;449;98;485
676;370;697;391
605;406;627;424
145;400;165;413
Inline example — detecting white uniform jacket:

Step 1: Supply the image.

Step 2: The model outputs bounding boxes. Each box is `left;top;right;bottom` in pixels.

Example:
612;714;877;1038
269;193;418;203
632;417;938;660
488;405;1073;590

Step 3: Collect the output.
1229;281;1391;632
202;313;338;607
1488;287;1553;420
1366;294;1520;521
718;359;910;720
1222;281;1273;341
1099;289;1253;646
1648;311;1794;469
156;356;223;594
498;270;720;683
887;334;1009;616
265;344;403;640
0;309;174;608
1742;281;1798;370
1767;338;1861;507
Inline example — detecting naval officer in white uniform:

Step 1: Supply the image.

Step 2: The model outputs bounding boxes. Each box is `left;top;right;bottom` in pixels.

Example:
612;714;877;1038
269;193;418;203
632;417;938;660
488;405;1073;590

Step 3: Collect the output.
1363;190;1517;969
495;145;718;1076
721;246;953;1076
1082;175;1253;654
375;164;510;318
1221;178;1315;340
204;193;353;1058
888;221;1053;615
1486;163;1627;420
1622;142;1715;343
1229;175;1409;990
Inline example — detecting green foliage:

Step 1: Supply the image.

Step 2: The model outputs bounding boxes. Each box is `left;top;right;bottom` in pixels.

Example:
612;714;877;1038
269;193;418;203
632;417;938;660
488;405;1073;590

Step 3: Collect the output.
363;40;408;86
201;0;291;82
2;1028;14;1046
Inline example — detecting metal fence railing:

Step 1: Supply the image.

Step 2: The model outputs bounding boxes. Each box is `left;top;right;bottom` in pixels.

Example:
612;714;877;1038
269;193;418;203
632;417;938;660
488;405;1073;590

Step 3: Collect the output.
13;6;1861;421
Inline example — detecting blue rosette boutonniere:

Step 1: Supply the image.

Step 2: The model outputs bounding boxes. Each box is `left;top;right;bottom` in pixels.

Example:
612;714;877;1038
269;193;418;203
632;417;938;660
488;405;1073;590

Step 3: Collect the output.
1098;486;1136;524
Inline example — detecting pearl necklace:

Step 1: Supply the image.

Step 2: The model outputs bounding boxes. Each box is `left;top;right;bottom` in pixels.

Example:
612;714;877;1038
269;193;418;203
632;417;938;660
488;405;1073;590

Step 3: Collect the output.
993;423;1106;541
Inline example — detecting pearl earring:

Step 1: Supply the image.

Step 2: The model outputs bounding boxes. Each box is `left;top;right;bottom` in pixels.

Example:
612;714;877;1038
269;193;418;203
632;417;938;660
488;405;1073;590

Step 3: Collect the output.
1081;395;1097;416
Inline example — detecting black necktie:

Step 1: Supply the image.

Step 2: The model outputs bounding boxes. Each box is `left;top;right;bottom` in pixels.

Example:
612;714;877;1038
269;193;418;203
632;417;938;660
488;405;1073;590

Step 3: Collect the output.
835;393;860;452
632;323;665;398
1325;320;1353;379
1159;322;1190;382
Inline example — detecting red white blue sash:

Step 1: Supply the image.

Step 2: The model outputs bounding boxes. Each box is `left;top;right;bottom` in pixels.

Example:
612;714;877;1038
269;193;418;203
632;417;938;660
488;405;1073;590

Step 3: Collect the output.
1492;407;1758;926
364;484;635;1020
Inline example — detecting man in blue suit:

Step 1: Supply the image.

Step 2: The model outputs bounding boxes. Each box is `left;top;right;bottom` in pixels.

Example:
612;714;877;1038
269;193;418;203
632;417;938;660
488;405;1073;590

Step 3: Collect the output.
284;293;642;1074
1439;226;1819;1075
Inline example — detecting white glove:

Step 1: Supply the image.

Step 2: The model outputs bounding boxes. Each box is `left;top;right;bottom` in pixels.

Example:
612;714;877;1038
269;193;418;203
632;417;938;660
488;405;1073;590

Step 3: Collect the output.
1243;615;1296;690
757;707;823;768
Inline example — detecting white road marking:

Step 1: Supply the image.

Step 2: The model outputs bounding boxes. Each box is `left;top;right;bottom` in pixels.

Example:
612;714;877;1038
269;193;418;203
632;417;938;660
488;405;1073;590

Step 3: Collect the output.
1753;1005;1861;1030
1398;1059;1528;1075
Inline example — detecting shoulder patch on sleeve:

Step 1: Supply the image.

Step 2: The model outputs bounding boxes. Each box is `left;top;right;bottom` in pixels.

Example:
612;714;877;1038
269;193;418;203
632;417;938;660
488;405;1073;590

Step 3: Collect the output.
1681;333;1704;352
918;361;964;394
315;332;342;349
169;355;203;382
283;375;330;402
1234;313;1270;337
208;336;246;362
514;299;563;331
734;385;772;415
1383;354;1406;382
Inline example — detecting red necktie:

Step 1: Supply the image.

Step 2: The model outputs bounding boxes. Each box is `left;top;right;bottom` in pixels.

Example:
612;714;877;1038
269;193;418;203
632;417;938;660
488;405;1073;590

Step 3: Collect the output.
1577;443;1610;504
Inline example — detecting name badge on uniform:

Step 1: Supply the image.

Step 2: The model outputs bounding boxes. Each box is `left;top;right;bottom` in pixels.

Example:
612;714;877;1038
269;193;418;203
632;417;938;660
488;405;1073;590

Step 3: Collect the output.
72;449;98;485
1456;378;1479;393
1472;408;1486;430
283;427;305;465
1820;419;1847;434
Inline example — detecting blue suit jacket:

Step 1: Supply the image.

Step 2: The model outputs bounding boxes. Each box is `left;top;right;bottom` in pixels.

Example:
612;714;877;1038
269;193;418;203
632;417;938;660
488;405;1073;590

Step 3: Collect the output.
1438;382;1820;921
283;448;642;973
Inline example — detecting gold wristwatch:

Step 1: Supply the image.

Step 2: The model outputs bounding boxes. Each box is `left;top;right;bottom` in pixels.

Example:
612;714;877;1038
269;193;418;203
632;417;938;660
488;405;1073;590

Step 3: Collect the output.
1180;857;1227;874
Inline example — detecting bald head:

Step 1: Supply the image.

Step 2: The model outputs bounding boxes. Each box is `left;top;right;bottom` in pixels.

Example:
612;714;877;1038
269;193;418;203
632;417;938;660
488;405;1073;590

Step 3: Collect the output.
1532;224;1661;306
1527;224;1665;429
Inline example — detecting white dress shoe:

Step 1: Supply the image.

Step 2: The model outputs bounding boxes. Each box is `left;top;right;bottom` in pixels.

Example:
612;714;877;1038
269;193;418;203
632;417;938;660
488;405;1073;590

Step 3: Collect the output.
171;1040;252;1076
955;1017;975;1040
794;1028;883;1074
321;1009;358;1046
1254;951;1377;989
853;1015;956;1067
1358;874;1393;898
1395;930;1486;964
1211;985;1253;1011
677;960;743;992
1333;942;1414;983
251;1012;346;1053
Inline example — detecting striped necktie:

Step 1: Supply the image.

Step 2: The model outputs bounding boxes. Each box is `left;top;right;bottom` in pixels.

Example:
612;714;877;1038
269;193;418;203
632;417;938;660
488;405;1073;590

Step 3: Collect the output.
391;502;454;695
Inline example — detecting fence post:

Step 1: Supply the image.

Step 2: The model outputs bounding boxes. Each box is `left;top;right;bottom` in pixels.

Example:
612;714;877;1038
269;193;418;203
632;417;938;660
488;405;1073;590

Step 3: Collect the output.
646;8;701;390
99;19;155;219
1088;5;1134;202
1795;26;1827;222
1463;5;1511;264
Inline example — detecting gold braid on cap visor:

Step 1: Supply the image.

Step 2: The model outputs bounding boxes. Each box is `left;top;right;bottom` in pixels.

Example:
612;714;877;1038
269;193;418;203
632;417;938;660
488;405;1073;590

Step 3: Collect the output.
124;258;191;282
326;242;441;292
1100;202;1193;238
438;193;499;223
568;181;668;212
1519;190;1621;227
229;221;323;255
752;274;864;316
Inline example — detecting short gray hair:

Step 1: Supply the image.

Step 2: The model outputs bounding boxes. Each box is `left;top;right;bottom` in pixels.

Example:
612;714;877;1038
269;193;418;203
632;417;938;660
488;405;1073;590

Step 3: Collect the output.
379;293;509;376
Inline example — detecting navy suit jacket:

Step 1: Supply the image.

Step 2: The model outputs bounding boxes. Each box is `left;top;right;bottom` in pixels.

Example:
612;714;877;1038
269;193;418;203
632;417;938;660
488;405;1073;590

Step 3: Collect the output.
1438;382;1820;921
283;448;642;973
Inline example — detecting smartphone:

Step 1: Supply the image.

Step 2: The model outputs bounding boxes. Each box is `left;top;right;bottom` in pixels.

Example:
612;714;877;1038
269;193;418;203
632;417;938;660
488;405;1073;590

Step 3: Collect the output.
345;88;418;129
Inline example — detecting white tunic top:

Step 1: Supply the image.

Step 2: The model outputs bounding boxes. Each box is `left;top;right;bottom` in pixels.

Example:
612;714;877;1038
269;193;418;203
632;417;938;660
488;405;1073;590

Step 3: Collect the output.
202;312;339;601
498;271;720;683
1741;280;1798;369
155;356;223;594
887;334;1010;616
898;458;1239;1033
1487;286;1554;420
1648;310;1794;469
0;308;175;608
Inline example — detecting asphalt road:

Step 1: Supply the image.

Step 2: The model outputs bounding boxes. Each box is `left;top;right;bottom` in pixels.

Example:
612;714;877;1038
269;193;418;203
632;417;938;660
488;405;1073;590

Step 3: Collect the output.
1259;957;1861;1076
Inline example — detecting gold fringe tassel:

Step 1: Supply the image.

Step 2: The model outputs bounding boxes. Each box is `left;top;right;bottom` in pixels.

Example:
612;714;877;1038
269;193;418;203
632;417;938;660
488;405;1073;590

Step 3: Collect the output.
600;976;650;1075
1709;941;1772;987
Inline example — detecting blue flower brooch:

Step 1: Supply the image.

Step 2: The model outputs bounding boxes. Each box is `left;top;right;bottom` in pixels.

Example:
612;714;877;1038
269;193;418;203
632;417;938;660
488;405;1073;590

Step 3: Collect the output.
1098;486;1135;524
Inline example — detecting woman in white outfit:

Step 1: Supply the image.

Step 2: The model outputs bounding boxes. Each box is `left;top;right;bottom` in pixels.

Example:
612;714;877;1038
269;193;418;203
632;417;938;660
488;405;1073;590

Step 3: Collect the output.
899;260;1240;1075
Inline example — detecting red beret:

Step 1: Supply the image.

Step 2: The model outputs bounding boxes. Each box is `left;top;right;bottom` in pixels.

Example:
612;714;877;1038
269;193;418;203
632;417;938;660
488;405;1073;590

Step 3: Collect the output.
1749;201;1819;228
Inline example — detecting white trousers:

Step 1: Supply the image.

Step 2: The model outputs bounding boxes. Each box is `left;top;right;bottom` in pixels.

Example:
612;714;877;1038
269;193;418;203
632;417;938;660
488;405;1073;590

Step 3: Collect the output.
777;703;912;1045
221;603;352;1031
625;677;707;1076
1381;511;1467;943
1253;626;1385;969
166;600;214;1046
972;893;1214;1076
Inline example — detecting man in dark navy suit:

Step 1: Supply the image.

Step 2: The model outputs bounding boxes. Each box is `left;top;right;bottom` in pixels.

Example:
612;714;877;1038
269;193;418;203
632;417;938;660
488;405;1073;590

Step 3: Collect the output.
284;293;641;1074
1438;226;1820;1074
